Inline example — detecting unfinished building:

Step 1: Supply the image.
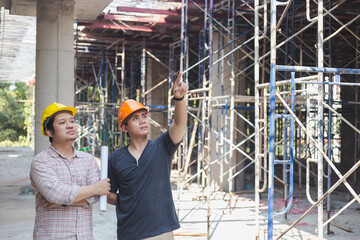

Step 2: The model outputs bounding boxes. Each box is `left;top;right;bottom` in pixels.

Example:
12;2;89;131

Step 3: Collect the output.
1;0;360;239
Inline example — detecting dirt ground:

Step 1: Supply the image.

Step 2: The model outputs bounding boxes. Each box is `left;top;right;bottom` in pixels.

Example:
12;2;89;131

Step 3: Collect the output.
0;146;359;240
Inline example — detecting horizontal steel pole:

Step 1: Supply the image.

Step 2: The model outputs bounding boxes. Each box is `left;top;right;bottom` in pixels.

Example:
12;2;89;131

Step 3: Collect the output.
276;65;360;74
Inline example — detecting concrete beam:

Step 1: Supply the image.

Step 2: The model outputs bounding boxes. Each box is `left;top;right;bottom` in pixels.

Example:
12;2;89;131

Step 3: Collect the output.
1;0;112;20
103;13;168;24
79;22;155;32
74;0;112;20
117;6;181;16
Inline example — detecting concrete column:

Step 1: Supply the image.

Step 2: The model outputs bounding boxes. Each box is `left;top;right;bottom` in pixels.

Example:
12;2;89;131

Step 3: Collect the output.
35;0;75;154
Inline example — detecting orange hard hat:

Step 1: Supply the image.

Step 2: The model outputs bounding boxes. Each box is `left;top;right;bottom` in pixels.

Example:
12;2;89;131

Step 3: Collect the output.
41;102;77;137
118;99;149;127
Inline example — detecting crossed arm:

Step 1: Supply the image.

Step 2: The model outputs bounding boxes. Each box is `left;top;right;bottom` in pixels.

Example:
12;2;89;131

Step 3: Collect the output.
31;158;110;208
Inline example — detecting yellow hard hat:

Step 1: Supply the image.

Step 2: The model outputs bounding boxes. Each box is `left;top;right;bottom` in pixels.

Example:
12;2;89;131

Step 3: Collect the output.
118;99;149;127
41;102;77;137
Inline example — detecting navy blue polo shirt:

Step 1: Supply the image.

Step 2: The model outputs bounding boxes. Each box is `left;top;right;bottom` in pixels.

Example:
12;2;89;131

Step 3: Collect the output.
108;131;181;240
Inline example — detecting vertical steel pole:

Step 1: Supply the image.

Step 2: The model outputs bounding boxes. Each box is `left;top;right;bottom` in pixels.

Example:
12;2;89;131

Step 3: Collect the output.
168;44;173;128
228;0;235;213
103;49;108;145
202;0;208;194
355;26;360;194
198;32;203;186
290;71;295;216
99;50;105;147
207;0;214;239
141;41;146;103
317;1;324;238
177;0;186;217
115;43;119;101
327;1;333;234
180;0;185;74
268;0;277;239
254;0;261;237
121;43;125;100
327;74;333;235
130;47;134;99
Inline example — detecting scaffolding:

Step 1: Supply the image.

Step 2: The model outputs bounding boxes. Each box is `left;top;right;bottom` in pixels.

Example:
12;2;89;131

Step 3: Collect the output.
254;0;360;239
74;37;126;154
74;35;177;154
73;0;360;239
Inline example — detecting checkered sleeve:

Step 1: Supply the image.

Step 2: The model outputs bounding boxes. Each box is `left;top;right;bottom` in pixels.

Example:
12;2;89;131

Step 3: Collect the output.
85;154;100;206
30;156;80;205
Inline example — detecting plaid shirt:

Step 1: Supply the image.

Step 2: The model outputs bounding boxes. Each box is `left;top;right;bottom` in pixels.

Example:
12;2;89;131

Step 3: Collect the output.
30;145;100;240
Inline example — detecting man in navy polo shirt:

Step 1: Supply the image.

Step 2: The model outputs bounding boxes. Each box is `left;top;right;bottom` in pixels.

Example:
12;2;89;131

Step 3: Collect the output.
108;73;188;240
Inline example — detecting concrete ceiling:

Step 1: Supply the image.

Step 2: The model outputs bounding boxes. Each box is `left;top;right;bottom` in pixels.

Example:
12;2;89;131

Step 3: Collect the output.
0;0;113;82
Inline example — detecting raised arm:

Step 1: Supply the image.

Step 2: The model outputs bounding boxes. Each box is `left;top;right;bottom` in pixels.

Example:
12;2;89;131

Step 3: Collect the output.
169;73;188;145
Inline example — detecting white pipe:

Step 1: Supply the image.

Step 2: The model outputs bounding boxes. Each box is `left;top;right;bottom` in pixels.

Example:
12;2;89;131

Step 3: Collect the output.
323;14;360;43
306;158;317;204
258;0;268;40
254;0;261;233
306;0;318;22
99;146;108;212
276;0;293;30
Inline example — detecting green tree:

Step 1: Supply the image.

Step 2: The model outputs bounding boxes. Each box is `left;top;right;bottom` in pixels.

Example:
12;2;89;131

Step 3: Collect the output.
0;82;31;143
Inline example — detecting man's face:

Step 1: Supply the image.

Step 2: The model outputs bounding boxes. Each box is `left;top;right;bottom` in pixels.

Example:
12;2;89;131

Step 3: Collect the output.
46;112;78;142
121;110;149;137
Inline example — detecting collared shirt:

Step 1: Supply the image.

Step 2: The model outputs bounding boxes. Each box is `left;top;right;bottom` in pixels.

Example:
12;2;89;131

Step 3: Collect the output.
30;145;100;240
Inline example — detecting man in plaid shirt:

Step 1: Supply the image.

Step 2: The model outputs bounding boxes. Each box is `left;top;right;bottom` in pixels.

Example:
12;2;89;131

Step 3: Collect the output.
30;102;110;239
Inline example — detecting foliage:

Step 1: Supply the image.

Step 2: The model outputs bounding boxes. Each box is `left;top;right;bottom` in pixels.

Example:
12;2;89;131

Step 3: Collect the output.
0;82;33;146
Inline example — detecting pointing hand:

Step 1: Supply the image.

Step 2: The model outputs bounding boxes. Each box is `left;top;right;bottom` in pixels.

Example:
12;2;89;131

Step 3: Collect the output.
172;73;188;99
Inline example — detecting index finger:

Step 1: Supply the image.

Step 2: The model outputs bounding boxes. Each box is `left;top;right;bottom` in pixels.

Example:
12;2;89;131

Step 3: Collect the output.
175;73;183;84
